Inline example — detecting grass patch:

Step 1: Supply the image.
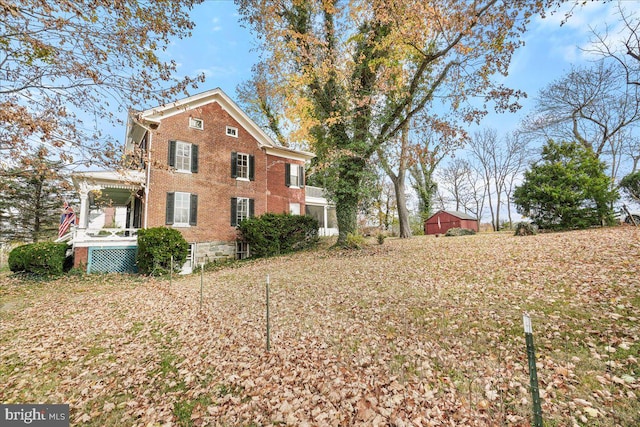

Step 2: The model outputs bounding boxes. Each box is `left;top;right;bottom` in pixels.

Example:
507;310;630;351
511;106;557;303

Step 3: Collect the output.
173;394;213;427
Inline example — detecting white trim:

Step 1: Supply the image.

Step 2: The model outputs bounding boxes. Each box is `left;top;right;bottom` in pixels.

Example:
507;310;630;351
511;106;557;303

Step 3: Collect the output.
226;126;238;138
173;191;191;225
235;152;251;180
189;117;204;130
136;88;276;150
236;197;250;224
174;140;192;172
130;88;315;162
264;145;315;162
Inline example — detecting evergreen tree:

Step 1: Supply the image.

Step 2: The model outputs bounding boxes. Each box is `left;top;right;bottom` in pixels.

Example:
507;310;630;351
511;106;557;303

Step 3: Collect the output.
513;141;618;230
619;171;640;203
0;147;75;243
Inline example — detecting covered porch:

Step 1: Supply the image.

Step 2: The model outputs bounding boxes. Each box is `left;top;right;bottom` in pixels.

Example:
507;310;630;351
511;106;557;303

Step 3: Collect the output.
69;170;145;273
305;186;338;237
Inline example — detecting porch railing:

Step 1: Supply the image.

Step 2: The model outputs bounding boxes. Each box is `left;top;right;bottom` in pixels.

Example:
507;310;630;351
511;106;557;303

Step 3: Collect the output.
72;227;139;245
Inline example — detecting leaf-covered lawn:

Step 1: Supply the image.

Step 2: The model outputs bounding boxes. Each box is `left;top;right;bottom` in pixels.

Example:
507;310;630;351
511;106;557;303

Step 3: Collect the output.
1;227;639;426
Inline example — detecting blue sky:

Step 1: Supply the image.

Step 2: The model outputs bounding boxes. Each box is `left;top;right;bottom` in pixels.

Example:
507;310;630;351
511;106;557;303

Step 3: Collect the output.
157;0;627;139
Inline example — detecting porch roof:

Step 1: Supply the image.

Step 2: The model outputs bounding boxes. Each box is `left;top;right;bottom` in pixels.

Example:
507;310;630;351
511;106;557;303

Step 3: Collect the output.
71;170;145;205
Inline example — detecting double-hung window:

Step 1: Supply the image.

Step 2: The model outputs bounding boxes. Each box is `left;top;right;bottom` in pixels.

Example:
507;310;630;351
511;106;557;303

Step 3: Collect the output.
231;152;255;181
285;163;305;188
168;140;198;173
166;192;198;226
230;197;254;226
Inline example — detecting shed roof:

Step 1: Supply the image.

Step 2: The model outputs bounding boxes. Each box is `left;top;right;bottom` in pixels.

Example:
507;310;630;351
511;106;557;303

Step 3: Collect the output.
427;210;478;221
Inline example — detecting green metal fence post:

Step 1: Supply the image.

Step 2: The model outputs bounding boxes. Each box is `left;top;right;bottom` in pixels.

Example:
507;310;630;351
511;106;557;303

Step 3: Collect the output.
266;275;271;352
523;313;543;427
200;262;204;311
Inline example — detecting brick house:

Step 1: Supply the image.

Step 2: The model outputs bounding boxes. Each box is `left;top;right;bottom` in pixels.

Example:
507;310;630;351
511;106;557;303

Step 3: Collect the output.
67;88;333;273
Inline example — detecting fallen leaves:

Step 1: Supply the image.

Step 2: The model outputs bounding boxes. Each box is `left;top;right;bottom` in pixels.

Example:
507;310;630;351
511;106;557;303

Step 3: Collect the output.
1;227;639;426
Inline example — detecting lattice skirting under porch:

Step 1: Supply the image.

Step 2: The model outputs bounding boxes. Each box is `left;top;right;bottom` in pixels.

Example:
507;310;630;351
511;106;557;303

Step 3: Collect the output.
87;246;138;274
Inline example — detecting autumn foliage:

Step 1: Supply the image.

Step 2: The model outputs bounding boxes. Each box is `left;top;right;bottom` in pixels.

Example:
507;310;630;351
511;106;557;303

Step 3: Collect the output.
236;0;561;243
0;0;205;169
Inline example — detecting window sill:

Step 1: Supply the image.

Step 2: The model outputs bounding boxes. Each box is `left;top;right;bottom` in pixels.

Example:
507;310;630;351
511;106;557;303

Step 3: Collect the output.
175;169;193;175
172;223;191;228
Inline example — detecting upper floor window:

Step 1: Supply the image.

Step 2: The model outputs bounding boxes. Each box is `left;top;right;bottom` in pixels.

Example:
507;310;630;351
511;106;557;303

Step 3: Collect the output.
285;163;305;188
226;126;238;137
166;192;198;227
168;140;198;173
231;152;255;181
189;117;204;130
231;197;254;226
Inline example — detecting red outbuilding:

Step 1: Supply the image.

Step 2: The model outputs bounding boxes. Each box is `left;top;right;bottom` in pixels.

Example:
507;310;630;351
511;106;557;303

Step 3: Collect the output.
424;210;479;235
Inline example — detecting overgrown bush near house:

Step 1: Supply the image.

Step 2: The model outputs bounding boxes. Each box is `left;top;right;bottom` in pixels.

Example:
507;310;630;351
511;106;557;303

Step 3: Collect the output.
8;242;69;276
237;213;319;258
444;227;476;237
514;222;538;236
136;227;188;275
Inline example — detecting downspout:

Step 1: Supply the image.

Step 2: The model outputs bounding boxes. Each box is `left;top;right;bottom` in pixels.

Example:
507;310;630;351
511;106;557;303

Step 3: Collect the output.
265;148;268;213
144;131;152;229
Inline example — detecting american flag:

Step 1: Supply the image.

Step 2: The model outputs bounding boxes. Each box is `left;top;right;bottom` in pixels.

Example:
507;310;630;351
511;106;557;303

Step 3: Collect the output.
58;201;76;238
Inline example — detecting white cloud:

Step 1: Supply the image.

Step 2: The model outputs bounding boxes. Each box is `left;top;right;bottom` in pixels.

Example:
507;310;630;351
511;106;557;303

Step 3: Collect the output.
212;17;222;32
531;1;622;62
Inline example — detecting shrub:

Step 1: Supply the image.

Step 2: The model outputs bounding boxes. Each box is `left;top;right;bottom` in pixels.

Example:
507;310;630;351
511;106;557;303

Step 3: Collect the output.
8;242;69;276
513;140;618;230
444;227;476;237
237;213;319;258
344;232;367;249
377;233;386;245
514;222;538;236
136;227;189;275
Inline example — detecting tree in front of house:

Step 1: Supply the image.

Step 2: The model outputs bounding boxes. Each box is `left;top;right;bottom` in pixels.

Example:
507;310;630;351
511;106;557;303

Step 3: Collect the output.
513;141;618;230
236;0;559;245
0;147;75;243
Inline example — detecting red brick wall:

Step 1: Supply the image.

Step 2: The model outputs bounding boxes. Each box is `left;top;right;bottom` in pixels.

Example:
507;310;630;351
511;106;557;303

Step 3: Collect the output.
144;102;305;245
266;154;306;214
74;247;88;269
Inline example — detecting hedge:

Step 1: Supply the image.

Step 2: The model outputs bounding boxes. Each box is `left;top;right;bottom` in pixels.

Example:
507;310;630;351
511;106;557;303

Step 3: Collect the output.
136;227;189;275
8;242;70;276
237;213;319;258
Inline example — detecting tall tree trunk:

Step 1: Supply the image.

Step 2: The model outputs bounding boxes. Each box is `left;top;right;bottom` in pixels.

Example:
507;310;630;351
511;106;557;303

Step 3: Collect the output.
392;175;411;238
378;119;412;238
334;156;366;245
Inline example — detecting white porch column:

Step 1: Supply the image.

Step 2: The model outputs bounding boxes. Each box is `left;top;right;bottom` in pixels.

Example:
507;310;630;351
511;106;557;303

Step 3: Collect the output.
323;205;328;237
78;187;90;229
